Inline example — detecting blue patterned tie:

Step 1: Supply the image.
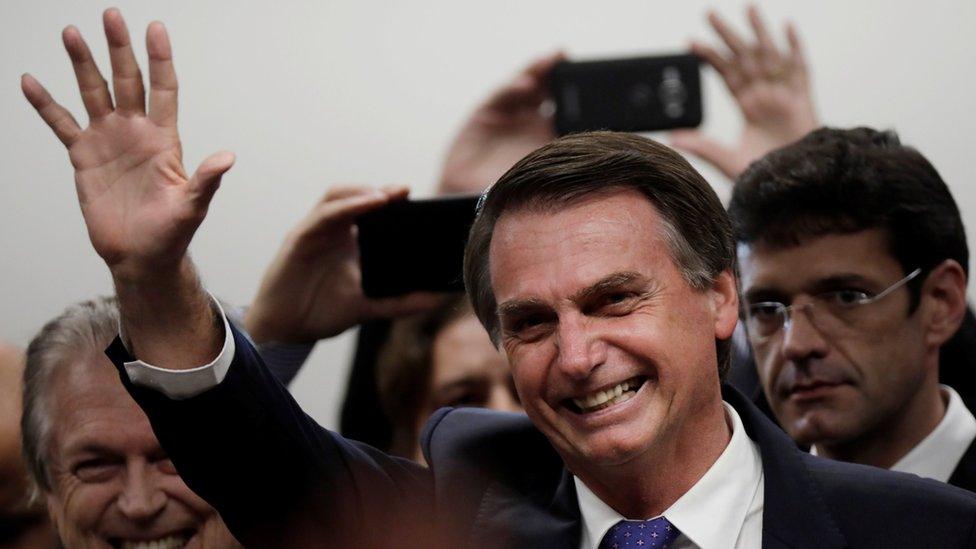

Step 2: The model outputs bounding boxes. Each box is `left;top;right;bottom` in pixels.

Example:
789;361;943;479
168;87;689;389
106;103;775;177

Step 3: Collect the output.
598;517;681;549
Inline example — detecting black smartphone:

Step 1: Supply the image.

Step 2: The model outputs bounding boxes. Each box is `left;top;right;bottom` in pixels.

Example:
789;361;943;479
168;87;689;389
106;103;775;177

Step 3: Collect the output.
551;53;702;135
356;195;480;297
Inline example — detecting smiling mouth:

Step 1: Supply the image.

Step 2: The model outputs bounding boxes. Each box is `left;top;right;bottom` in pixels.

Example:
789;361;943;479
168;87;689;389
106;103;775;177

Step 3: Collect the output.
566;377;647;414
110;531;195;549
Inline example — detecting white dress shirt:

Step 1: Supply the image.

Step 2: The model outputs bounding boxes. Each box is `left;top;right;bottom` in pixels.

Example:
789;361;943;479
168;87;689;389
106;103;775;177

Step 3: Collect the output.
575;403;764;549
120;295;236;399
809;385;976;483
891;385;976;482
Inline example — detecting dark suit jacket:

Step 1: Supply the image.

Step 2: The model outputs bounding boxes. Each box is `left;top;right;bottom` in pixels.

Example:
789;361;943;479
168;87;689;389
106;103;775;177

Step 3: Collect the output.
107;324;976;548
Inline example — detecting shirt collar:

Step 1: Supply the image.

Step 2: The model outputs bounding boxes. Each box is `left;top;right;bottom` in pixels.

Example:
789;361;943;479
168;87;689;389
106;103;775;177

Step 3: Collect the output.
575;402;764;549
890;385;976;482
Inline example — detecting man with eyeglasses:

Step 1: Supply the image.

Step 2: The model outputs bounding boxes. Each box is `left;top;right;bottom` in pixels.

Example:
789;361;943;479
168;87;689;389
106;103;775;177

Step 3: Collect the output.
730;127;976;490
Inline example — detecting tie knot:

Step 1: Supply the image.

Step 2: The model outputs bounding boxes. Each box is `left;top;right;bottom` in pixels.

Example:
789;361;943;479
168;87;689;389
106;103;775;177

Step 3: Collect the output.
598;517;681;549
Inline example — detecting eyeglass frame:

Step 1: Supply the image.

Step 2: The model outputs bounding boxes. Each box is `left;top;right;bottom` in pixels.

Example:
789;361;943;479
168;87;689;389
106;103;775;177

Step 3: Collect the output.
744;267;923;340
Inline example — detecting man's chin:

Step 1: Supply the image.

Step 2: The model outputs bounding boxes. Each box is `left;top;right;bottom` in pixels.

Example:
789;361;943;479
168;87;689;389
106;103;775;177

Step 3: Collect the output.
786;412;852;448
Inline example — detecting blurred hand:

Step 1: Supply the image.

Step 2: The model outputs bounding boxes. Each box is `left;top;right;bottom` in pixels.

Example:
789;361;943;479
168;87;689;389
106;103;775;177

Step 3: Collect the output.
245;187;443;344
22;9;233;283
671;6;819;180
437;52;563;194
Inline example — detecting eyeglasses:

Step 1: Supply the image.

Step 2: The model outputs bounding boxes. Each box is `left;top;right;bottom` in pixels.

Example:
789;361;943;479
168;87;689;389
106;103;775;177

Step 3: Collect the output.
745;268;922;341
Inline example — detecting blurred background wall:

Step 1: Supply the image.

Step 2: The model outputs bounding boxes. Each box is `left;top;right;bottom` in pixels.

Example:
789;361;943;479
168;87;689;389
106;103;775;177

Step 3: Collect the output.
2;0;973;427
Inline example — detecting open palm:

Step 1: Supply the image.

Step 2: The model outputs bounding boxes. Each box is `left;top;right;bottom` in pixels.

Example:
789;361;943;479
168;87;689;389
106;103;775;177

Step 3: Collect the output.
671;7;818;181
22;9;233;280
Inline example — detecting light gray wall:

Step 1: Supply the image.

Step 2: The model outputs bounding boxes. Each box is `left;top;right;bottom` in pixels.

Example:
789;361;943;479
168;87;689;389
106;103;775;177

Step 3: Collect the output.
2;0;974;428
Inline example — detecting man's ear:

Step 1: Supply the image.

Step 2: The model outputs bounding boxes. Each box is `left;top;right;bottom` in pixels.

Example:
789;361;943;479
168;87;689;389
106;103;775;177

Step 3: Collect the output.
919;259;967;348
710;269;739;340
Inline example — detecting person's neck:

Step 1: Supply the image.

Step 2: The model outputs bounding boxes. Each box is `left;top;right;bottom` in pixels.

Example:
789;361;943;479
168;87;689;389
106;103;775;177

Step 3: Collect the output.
573;395;731;519
815;366;945;469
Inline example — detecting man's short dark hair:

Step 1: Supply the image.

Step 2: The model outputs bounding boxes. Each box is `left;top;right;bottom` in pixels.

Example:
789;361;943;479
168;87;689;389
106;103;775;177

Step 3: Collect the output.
730;127;968;308
463;131;737;377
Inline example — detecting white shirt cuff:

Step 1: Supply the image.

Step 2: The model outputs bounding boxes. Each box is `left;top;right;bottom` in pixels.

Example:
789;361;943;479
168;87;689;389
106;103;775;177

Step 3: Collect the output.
120;293;236;400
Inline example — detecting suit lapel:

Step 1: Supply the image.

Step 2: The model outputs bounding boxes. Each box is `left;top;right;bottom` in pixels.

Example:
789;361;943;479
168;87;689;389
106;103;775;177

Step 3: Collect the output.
724;385;848;549
470;468;580;548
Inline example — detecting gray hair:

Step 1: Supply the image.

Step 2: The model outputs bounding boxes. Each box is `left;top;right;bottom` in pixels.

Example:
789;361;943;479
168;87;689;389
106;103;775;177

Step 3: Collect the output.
21;296;120;494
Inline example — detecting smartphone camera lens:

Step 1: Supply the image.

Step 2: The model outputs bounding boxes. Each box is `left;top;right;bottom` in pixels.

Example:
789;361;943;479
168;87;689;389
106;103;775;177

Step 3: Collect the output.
659;66;686;118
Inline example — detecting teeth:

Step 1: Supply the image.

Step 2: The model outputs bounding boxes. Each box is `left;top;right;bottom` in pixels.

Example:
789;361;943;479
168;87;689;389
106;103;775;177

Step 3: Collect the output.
572;379;640;412
120;536;187;549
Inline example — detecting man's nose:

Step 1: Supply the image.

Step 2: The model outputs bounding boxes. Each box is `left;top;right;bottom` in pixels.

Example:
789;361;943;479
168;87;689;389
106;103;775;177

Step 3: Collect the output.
553;315;606;381
781;303;830;363
117;463;167;522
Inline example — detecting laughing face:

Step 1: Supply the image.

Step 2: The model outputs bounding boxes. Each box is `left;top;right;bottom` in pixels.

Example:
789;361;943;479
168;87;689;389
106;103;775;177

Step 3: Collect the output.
43;353;241;549
489;189;738;473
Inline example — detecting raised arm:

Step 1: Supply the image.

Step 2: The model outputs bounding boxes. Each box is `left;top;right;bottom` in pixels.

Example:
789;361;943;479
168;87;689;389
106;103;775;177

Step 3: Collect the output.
670;6;819;180
22;9;231;369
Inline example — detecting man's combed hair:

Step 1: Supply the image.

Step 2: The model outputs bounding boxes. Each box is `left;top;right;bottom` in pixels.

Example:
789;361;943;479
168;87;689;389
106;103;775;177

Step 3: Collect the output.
463;131;737;377
21;296;120;494
730;127;968;307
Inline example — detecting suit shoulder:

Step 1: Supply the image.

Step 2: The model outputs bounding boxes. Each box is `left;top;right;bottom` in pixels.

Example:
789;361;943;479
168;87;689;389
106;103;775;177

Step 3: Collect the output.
422;407;561;475
803;454;976;544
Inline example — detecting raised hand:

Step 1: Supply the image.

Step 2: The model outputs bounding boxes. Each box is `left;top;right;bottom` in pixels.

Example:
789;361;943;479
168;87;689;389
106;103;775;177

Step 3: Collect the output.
23;9;232;368
22;9;233;282
437;52;563;194
245;186;443;344
670;6;819;180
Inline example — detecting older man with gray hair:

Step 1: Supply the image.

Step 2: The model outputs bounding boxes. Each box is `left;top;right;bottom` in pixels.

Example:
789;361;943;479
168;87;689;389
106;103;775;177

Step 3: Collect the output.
20;296;242;549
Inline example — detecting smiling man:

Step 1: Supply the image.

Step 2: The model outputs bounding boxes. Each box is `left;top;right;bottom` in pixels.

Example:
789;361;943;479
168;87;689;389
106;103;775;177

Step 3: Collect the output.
20;298;241;549
23;10;976;548
730;127;976;489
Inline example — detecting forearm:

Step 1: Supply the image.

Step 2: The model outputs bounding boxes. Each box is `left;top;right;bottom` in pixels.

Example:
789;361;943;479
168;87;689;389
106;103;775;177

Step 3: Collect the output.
113;257;223;369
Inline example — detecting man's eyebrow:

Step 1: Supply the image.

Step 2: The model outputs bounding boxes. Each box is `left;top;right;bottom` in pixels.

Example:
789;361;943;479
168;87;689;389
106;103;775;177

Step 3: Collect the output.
743;273;878;304
495;272;649;318
742;286;787;305
497;297;549;319
572;271;647;303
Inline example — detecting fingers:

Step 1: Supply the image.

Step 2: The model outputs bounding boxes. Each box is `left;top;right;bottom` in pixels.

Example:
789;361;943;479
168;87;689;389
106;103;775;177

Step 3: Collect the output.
188;151;235;205
62;25;114;121
707;11;748;59
785;22;808;72
21;74;82;146
523;50;566;82
322;185;408;202
669;130;741;180
146;21;178;127
747;5;779;64
103;8;146;115
481;52;565;115
690;41;742;94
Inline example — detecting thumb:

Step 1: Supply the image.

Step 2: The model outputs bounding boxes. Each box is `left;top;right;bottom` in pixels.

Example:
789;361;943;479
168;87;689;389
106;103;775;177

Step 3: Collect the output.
669;131;740;180
189;151;236;204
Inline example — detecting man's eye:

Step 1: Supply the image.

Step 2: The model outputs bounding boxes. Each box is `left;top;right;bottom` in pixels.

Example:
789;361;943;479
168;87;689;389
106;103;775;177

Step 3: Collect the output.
508;315;551;340
821;290;870;306
748;303;783;322
156;457;178;475
74;459;121;483
599;292;638;313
